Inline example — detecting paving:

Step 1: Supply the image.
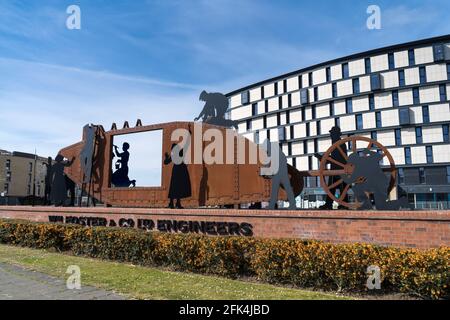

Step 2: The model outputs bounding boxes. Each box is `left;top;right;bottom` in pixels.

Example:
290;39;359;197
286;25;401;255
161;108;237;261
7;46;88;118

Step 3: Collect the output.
0;262;126;300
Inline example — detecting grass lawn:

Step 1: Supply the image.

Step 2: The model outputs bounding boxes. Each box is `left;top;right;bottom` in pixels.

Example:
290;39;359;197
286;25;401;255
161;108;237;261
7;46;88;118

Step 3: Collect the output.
0;244;352;300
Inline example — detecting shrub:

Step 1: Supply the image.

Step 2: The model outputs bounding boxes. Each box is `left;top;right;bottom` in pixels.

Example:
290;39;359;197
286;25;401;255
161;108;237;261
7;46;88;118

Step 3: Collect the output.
0;219;448;299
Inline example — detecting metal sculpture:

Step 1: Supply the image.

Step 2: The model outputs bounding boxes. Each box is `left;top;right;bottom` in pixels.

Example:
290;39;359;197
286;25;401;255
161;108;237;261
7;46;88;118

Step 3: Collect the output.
195;91;238;129
50;154;74;206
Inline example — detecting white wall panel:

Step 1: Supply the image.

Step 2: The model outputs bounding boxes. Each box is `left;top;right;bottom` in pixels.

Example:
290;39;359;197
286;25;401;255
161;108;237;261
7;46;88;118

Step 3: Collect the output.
313;68;326;85
290;110;302;123
316;103;330;118
411;146;426;164
377;131;396;146
360;76;371;92
399;89;413;106
340;115;356;132
334;100;346;115
401;128;416;145
318;84;332;100
231;105;251;120
249;88;261;102
414;46;434;64
375;92;393;109
382;71;399;89
353;96;369;112
422;126;443;143
409;106;423;124
286;77;299;92
230;95;241;108
293;123;306;139
371;54;389;72
405;68;420;85
426;64;447;82
381;109;399;126
433;144;450;163
429;103;450;122
388;148;405;165
330;64;342;81
362;112;376;129
349;59;365;77
337;79;353;96
420;86;439;104
394;51;409;68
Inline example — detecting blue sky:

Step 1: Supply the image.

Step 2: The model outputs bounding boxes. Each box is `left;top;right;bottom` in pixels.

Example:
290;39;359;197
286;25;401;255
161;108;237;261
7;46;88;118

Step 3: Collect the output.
1;0;450;157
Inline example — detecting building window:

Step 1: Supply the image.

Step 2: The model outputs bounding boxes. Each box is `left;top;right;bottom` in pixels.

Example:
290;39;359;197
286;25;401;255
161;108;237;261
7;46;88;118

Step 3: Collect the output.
408;49;415;66
329;101;335;116
306;122;310;136
326;67;331;82
254;131;260;144
287;142;292;156
261;86;265;99
375;111;382;128
447;63;450;80
308;72;313;87
303;140;308;154
27;184;31;195
399;108;411;125
314;139;319;153
301;107;306;121
332;82;337;98
311;105;316;119
419;66;427;84
277;113;281;126
335;117;340;127
246;119;252;131
263;116;267;128
300;89;309;105
369;94;375;110
314;87;318;101
6;171;11;182
399;70;405;87
356;114;363;130
317;121;321;135
353;78;360;94
252;103;258;116
5;159;10;171
426;146;433;164
413;87;420;105
290;126;294;139
4;183;9;194
283;79;287;94
29;162;33;173
439;84;447;102
395;129;402;146
265;100;269;113
346;98;353;113
433;44;446;62
241;91;250;105
419;167;425;184
298;75;303;89
447;166;450;184
398;168;405;184
371;131;377;140
443;124;450;142
279;96;283;109
422;105;430;123
395;129;402;147
274;82;278;96
288;94;292;108
37;185;41;196
388;53;395;70
370;73;382;91
365;58;371;74
404;147;412;165
286;111;290;123
415;127;423;144
267;129;271;141
342;63;349;79
392;90;399;107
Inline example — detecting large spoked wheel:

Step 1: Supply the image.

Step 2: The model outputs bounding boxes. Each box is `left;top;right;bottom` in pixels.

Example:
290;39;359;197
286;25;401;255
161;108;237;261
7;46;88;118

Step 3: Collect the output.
319;136;397;210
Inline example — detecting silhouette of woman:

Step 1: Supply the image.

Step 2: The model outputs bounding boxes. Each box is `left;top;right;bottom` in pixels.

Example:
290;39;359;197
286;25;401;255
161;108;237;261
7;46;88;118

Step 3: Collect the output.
50;154;74;206
164;133;191;209
112;142;136;187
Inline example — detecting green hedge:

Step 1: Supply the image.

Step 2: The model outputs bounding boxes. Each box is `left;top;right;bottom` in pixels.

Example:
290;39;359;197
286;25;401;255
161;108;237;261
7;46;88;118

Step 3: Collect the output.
0;219;448;299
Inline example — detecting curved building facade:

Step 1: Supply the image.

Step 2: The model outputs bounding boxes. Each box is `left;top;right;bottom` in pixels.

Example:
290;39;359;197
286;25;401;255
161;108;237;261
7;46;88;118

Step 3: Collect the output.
227;35;450;209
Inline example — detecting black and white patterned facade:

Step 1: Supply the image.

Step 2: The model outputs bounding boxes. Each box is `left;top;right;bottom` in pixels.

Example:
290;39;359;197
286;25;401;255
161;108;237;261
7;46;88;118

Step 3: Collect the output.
227;35;450;209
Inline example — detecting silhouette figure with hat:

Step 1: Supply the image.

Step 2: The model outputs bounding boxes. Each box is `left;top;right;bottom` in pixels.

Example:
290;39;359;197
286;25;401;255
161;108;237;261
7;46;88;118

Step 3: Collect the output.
50;154;74;206
316;126;349;210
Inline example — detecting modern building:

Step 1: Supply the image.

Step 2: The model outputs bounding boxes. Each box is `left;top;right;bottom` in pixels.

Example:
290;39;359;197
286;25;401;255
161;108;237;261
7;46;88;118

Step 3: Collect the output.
0;149;48;205
227;35;450;210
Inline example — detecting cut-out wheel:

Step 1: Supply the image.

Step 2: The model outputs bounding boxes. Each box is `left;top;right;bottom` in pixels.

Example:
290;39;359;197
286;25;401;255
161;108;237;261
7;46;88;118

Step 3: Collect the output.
318;136;397;210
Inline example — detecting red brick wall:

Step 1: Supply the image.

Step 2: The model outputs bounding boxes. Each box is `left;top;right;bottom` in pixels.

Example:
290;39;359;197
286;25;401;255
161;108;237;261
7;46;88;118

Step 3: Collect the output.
0;206;449;249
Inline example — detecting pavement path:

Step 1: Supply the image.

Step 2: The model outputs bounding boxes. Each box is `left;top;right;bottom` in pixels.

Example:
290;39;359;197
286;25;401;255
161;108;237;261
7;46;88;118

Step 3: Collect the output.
0;262;125;300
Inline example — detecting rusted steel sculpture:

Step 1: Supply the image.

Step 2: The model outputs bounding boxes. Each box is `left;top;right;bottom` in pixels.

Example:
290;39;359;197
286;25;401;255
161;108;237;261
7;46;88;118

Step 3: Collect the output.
59;121;397;209
59;121;303;208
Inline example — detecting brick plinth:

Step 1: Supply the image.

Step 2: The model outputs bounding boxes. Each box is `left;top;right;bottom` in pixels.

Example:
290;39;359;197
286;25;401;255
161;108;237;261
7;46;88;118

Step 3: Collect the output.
0;206;449;249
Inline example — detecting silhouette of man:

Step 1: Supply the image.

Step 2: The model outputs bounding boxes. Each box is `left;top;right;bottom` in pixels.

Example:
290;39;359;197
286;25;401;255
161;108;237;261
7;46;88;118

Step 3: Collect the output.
343;149;409;210
112;142;136;187
317;126;349;210
261;139;296;210
195;91;229;122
